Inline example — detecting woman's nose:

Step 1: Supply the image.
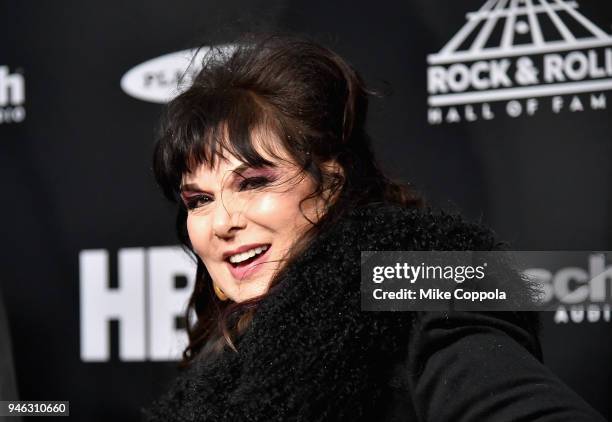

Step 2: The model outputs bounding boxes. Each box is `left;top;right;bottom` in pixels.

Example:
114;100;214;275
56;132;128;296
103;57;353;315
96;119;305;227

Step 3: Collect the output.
211;195;246;239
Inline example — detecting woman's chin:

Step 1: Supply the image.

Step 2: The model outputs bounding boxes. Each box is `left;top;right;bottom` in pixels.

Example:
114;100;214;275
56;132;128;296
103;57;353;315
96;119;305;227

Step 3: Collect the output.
227;283;270;303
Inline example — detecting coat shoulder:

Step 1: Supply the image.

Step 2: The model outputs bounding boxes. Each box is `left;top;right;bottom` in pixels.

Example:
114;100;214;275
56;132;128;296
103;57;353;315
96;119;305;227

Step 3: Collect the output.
345;203;500;252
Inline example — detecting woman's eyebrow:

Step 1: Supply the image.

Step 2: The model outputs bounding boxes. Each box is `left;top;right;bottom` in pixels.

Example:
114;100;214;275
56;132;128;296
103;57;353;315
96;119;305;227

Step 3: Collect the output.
179;183;201;192
230;163;251;176
179;163;263;192
231;163;278;177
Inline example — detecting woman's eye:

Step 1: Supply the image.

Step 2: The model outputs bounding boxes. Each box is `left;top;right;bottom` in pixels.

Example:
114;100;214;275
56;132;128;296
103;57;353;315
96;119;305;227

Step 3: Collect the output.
183;194;212;210
238;176;271;191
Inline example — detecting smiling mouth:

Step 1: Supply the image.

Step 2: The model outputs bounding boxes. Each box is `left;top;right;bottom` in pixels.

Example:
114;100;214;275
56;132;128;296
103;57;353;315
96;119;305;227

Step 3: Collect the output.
226;244;272;268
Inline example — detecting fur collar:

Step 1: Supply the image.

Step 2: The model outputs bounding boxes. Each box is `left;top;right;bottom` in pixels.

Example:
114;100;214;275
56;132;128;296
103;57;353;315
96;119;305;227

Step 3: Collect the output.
143;203;497;421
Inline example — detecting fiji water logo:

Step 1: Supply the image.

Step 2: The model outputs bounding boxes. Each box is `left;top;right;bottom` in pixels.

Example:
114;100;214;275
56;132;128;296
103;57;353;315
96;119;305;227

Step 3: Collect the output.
427;0;612;124
120;45;234;104
0;66;25;124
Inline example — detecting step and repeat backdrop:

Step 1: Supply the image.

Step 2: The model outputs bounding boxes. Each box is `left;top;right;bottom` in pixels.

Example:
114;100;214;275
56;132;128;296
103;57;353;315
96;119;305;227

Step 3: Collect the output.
2;0;611;420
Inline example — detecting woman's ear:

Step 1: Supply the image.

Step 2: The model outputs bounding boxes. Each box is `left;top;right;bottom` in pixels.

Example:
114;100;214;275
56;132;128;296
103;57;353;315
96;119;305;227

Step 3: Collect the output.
321;159;345;204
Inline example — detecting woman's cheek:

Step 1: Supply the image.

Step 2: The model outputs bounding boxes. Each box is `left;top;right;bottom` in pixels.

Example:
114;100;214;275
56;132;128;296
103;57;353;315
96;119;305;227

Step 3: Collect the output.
186;214;211;257
245;193;286;224
247;190;318;230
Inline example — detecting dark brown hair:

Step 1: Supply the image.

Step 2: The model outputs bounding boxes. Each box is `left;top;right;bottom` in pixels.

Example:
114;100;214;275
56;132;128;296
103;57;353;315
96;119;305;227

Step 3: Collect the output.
152;34;422;366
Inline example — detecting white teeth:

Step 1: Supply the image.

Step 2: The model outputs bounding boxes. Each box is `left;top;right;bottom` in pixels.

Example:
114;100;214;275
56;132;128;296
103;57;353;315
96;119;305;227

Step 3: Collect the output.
228;245;269;264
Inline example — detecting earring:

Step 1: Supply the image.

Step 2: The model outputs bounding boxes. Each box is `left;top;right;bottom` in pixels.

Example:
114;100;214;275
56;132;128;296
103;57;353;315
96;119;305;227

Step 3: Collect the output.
213;283;229;301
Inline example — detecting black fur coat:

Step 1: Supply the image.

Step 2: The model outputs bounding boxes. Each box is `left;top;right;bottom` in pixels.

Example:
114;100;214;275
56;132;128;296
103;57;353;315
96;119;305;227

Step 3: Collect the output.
143;203;604;422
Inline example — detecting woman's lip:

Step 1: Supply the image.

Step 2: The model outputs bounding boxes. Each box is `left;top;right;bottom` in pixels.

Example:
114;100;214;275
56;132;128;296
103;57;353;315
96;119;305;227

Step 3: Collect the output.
225;245;271;281
222;243;270;260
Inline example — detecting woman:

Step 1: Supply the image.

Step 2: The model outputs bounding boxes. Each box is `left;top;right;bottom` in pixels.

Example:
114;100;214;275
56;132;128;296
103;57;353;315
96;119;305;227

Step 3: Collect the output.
143;35;604;421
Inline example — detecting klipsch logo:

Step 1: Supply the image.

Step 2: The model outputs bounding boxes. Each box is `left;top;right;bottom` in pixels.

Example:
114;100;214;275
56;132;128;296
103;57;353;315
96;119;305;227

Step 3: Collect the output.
121;45;234;104
525;253;611;324
427;0;612;124
0;66;25;124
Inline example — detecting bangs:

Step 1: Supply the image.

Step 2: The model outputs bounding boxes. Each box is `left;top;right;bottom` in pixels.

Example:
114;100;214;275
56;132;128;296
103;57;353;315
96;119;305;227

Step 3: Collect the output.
153;87;293;202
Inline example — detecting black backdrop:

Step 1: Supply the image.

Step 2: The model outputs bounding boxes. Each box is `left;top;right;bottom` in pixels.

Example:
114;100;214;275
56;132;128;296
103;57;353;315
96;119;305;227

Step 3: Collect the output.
1;0;611;420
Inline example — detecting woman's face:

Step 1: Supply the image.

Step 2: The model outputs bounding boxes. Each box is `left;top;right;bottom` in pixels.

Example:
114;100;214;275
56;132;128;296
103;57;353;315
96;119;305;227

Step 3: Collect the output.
180;135;326;302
